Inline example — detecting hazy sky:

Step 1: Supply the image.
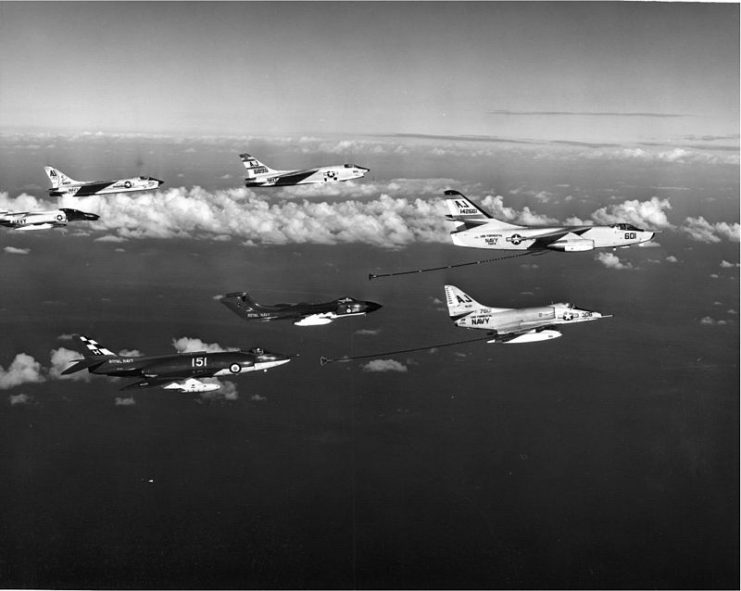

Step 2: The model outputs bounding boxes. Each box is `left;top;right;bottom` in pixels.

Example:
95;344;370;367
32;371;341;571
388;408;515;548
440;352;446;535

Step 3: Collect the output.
1;2;738;142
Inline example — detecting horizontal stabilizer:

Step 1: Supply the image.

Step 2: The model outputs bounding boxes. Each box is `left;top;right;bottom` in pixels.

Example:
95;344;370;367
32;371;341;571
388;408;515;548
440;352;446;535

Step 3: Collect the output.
61;358;105;375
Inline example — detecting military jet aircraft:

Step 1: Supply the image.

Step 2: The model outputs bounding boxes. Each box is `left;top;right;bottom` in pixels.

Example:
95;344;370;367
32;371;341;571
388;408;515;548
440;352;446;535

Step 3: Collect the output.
444;190;655;251
445;285;609;343
1;208;99;231
45;166;163;197
218;291;382;326
61;335;291;392
239;153;369;187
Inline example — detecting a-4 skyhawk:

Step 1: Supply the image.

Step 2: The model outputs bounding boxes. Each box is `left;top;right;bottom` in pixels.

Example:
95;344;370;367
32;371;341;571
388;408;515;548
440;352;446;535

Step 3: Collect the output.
45;166;163;197
219;291;382;326
1;208;99;231
445;285;609;343
61;335;291;392
240;153;369;187
444;190;655;251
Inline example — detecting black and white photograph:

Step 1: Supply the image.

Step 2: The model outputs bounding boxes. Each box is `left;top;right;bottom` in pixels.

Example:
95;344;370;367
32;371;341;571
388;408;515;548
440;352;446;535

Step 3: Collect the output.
1;2;738;588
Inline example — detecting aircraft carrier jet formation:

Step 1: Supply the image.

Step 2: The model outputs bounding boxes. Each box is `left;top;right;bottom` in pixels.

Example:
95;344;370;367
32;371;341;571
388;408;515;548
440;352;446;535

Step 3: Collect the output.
62;335;291;393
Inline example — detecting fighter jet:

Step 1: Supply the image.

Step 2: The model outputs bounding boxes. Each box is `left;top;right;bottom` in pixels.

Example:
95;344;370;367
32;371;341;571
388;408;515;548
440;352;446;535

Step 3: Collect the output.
1;208;99;231
218;291;382;326
61;335;291;392
239;153;369;187
444;190;655;251
444;285;609;343
44;166;163;197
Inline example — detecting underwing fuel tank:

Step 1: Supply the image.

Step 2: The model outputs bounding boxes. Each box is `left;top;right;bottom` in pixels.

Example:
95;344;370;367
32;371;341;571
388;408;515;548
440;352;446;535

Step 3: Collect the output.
489;329;563;344
294;315;333;326
547;239;594;252
163;379;221;393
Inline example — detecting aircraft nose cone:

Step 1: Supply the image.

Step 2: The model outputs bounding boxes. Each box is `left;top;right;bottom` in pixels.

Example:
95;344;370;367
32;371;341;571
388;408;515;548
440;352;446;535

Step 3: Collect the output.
87;213;100;221
366;301;383;313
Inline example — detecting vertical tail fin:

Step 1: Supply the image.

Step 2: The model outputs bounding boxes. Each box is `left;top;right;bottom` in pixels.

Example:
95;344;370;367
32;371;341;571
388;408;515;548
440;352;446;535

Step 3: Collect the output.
239;154;276;179
219;292;261;316
444;190;521;229
78;335;118;358
44;166;79;188
444;285;485;318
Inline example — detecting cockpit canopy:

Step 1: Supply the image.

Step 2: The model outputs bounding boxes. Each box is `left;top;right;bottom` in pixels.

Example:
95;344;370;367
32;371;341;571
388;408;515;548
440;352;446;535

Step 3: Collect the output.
611;223;643;231
138;176;160;181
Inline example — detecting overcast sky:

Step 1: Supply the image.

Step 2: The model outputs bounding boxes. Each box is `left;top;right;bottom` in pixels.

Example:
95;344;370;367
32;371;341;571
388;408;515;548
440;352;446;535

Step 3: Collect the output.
1;2;738;142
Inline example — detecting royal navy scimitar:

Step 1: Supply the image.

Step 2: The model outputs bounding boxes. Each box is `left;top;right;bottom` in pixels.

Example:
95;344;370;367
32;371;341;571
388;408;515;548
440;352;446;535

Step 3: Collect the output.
61;335;291;392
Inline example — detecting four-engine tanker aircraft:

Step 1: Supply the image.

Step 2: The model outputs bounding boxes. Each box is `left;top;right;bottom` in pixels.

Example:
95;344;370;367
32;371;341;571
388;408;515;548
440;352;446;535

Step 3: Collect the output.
445;285;609;343
44;166;163;197
218;291;382;326
61;335;291;392
444;190;655;251
1;208;99;231
239;153;369;187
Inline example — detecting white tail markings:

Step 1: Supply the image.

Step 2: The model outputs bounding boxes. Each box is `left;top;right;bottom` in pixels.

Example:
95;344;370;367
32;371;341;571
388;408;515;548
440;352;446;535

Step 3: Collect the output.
444;191;522;230
44;166;79;188
79;335;117;357
239;153;276;179
444;285;484;318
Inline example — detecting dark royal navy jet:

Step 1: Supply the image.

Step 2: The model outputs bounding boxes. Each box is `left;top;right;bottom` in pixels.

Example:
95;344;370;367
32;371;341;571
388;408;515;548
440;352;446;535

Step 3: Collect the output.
62;335;291;393
45;166;163;197
240;153;369;187
219;291;382;326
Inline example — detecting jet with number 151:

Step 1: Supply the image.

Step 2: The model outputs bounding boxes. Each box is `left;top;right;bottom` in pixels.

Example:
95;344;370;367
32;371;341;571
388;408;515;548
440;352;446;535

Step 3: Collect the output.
62;335;291;393
445;190;655;252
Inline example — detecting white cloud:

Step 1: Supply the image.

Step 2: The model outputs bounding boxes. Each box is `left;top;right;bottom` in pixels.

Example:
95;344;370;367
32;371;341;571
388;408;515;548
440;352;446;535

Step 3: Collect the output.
9;393;33;406
354;329;381;336
57;333;75;341
118;349;144;357
595;252;633;270
198;378;239;401
591;197;674;230
710;273;719;279
361;359;408;373
94;235;128;243
48;347;91;382
4;246;30;255
250;393;267;402
0;354;45;389
115;396;136;406
665;255;679;263
700;316;728;326
681;217;740;243
720;260;739;268
171;337;236;354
